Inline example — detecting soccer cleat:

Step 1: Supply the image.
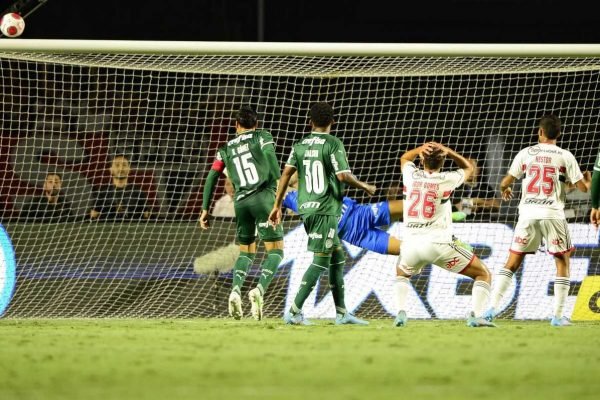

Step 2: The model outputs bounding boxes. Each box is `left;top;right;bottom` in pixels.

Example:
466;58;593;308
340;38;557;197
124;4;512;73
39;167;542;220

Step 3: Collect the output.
228;291;243;320
394;310;408;327
248;288;264;321
467;311;497;328
283;311;313;325
550;316;572;327
335;313;369;325
482;307;497;322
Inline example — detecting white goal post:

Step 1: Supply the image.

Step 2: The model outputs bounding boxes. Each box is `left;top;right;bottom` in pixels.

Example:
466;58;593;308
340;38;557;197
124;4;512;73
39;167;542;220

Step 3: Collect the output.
0;40;599;320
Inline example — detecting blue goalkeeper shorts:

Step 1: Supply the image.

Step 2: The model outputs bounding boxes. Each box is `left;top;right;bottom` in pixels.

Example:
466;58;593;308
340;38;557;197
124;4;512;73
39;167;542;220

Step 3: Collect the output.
339;201;391;255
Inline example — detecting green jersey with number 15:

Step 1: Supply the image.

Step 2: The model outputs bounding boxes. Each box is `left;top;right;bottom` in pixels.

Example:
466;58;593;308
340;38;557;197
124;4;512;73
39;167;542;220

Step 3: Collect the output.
286;132;350;216
216;129;279;203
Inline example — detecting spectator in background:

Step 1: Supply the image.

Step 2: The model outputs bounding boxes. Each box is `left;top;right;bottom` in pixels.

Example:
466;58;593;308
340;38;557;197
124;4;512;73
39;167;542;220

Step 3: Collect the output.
90;155;150;220
20;173;72;222
452;158;500;221
212;177;235;217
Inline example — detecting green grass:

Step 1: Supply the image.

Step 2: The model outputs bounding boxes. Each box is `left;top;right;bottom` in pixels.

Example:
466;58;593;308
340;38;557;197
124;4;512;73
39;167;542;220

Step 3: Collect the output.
0;319;599;400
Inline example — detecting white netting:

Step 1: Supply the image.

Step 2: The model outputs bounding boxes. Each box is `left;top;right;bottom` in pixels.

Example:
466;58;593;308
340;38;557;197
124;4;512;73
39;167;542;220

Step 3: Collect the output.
0;44;599;319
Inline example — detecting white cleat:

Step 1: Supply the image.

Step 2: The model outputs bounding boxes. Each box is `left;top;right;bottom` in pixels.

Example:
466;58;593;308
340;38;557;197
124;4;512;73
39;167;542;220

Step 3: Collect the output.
228;291;243;320
550;316;572;327
248;288;264;321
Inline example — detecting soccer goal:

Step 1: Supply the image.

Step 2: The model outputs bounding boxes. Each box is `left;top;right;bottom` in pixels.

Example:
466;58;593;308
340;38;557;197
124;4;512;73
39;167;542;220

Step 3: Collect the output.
0;40;599;320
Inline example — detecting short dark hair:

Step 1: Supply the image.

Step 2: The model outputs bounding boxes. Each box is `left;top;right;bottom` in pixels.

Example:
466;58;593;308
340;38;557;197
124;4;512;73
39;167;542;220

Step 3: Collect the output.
309;102;334;128
423;148;445;170
235;106;258;129
539;114;561;139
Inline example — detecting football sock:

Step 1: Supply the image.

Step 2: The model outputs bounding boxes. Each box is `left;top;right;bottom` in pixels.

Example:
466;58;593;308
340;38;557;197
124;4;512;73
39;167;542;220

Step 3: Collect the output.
231;252;255;295
491;268;513;309
290;254;330;314
553;277;570;318
395;276;410;312
329;248;347;315
257;249;284;295
472;280;491;317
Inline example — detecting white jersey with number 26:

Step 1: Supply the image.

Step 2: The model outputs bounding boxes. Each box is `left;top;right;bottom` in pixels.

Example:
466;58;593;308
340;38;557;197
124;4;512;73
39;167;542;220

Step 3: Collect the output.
402;162;465;243
508;143;583;219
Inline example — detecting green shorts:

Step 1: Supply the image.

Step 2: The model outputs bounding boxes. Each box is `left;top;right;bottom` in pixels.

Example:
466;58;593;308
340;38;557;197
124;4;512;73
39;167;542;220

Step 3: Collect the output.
301;214;341;254
234;190;284;245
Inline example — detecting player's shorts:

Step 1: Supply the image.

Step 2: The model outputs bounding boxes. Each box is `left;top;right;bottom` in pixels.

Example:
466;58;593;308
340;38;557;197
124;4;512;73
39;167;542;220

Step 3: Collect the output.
339;201;391;254
302;214;341;254
510;218;574;256
398;239;475;275
234;190;283;245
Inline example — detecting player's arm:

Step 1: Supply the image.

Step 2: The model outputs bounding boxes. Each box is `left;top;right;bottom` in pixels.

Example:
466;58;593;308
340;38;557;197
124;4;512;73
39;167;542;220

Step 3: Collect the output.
334;140;376;196
499;174;516;201
269;165;296;226
591;152;600;226
472;197;501;212
400;142;437;170
262;141;282;181
199;154;226;230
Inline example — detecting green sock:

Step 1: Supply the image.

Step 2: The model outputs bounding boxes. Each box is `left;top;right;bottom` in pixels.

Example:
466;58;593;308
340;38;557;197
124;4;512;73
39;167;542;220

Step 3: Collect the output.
329;248;347;315
232;252;255;295
291;254;330;314
257;249;284;295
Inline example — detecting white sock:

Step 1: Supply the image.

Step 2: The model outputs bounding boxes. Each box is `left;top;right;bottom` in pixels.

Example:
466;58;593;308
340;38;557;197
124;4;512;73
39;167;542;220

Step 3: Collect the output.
491;268;513;309
472;281;491;317
553;277;570;318
395;276;410;313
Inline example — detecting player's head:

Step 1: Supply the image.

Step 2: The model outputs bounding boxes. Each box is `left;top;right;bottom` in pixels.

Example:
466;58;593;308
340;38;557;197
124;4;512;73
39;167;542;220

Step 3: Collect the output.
422;148;446;171
309;102;334;130
538;114;561;140
110;155;131;180
44;173;62;197
235;106;258;131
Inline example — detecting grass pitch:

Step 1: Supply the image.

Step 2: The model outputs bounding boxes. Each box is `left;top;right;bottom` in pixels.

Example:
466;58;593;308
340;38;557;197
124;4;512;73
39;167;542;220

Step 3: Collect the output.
0;319;598;400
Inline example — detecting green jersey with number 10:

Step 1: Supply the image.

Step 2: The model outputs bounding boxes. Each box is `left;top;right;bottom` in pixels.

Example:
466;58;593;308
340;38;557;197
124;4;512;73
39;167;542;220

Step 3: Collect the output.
286;132;351;216
216;129;279;203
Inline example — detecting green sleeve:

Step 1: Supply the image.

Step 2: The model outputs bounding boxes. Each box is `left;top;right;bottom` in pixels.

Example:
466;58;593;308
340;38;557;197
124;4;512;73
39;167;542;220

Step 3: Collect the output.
202;169;221;211
263;144;281;179
592;171;600;208
330;138;350;173
286;147;297;169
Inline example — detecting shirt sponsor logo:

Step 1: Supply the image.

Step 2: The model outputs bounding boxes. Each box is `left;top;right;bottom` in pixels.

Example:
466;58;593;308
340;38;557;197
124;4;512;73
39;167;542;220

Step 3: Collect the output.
300;201;321;209
407;221;433;229
302;137;326;146
228;133;253;146
524;198;555;205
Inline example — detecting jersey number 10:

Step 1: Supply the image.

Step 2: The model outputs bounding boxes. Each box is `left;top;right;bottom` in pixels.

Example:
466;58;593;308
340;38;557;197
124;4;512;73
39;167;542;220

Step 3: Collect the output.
233;153;259;187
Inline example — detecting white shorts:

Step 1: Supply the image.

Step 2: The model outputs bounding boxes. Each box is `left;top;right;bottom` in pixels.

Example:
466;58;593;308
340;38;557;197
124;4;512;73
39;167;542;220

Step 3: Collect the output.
510;218;574;256
398;240;475;275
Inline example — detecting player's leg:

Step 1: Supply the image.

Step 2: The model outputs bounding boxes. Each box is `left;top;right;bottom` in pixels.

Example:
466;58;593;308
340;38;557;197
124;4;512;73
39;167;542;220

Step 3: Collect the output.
229;201;258;319
387;199;403;222
485;219;539;320
394;244;426;327
284;215;335;325
330;245;368;325
248;191;285;320
544;219;575;326
438;241;495;327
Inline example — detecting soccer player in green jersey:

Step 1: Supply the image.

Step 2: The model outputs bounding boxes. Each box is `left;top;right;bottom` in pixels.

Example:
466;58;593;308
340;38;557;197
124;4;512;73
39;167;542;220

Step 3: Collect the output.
269;102;376;325
200;106;284;321
590;152;600;227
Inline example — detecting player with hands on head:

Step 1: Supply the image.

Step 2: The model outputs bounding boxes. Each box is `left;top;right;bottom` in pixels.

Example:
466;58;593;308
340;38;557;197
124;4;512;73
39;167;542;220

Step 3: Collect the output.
590;151;600;227
484;114;591;326
395;142;496;328
269;101;376;326
200;106;284;321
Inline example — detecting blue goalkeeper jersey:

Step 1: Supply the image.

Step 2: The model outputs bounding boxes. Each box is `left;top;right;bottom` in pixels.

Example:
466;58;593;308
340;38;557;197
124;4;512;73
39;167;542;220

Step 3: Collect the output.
283;190;393;254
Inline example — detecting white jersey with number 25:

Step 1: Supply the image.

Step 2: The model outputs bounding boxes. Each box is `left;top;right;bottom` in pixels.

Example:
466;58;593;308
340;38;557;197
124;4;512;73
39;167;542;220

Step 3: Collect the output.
402;162;465;243
508;143;583;219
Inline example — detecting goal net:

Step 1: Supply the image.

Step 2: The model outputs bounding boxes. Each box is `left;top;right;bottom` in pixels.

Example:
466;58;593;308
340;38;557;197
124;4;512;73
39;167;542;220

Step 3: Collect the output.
0;41;599;319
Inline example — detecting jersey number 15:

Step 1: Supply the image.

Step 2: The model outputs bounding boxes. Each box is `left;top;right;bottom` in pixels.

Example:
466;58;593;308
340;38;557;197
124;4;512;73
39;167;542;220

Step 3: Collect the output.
233;153;259;187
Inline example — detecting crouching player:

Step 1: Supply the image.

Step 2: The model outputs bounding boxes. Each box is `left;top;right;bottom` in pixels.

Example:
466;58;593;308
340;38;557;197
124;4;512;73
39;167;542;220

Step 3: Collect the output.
395;142;495;328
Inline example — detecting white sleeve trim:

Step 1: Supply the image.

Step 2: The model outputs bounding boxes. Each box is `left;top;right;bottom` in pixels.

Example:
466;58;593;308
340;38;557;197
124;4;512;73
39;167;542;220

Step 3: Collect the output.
261;141;274;149
284;164;297;170
335;169;351;174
